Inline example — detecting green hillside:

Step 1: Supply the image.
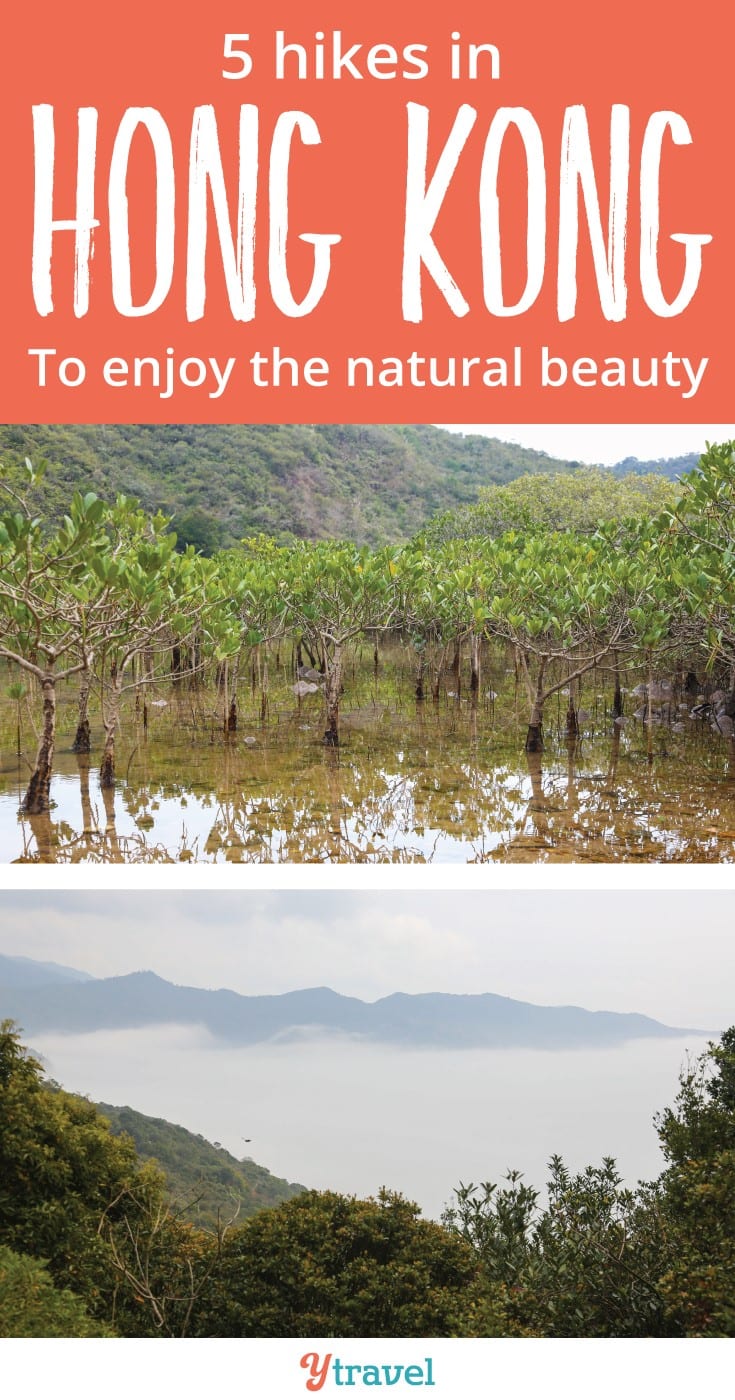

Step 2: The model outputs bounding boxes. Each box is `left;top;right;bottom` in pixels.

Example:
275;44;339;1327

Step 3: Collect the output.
420;469;675;543
0;423;582;548
96;1101;305;1230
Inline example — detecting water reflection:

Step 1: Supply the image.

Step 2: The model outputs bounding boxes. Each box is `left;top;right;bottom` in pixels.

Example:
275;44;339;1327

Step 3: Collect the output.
2;679;735;863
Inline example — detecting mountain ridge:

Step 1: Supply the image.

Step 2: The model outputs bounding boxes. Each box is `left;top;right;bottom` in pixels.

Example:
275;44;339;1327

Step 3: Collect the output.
0;959;698;1049
0;953;93;989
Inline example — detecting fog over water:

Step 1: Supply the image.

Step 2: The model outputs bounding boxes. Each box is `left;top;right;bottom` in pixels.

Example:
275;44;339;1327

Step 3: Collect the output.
32;1026;708;1220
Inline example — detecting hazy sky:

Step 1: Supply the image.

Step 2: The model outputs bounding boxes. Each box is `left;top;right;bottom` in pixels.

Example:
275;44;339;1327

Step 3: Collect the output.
1;890;732;1030
437;423;735;466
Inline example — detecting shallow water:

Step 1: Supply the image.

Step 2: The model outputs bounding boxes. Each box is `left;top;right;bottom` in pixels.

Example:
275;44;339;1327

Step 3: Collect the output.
2;665;735;862
31;1027;709;1220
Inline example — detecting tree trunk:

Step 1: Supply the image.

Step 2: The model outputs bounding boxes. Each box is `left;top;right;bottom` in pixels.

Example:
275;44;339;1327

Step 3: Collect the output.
525;717;544;752
71;667;92;753
451;639;461;697
189;635;202;689
301;637;320;671
432;645;446;702
323;645;343;747
470;633;480;707
415;652;425;702
22;675;56;814
646;651;654;765
222;660;231;734
100;674;123;789
260;654;269;723
171;644;183;685
612;651;623;720
100;736;115;789
525;667;546;752
565;676;579;737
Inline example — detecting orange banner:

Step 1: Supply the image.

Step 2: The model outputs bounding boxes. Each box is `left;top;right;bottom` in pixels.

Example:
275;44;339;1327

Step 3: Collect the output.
0;0;731;421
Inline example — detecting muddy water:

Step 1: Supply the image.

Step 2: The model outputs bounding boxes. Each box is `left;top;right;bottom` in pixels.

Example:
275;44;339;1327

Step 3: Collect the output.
1;666;735;862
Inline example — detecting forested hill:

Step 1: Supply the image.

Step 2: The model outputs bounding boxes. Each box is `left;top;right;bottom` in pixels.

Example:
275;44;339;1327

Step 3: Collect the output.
610;453;700;480
0;423;584;548
95;1101;305;1229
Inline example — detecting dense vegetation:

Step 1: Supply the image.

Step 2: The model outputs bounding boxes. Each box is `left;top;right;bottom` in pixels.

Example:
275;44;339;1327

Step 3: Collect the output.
1;1020;733;1337
0;424;586;549
421;469;675;544
1;443;734;832
0;425;696;551
97;1103;305;1229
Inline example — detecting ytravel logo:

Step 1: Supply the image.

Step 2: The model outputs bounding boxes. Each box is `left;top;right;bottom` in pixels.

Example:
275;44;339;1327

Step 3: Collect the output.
300;1353;436;1390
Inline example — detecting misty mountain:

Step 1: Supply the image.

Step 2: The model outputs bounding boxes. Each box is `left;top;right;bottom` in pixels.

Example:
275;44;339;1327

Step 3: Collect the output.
0;953;93;989
0;960;695;1049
